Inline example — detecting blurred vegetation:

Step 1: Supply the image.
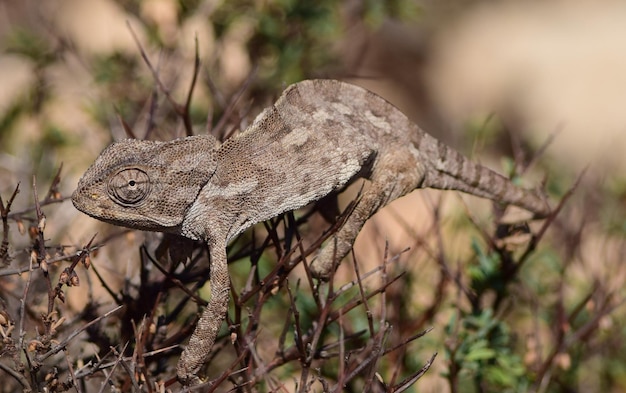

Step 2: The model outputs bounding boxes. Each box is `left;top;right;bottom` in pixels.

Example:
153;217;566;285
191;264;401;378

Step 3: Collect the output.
0;1;625;392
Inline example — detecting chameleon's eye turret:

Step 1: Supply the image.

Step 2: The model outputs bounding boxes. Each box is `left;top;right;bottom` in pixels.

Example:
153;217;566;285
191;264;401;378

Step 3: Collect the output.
108;168;151;206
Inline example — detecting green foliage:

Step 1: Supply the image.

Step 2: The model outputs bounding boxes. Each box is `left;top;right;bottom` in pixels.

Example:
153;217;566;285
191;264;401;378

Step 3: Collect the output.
465;114;502;147
4;28;56;67
601;176;626;236
210;0;421;86
0;96;26;140
363;0;423;27
444;309;529;392
468;239;507;299
211;0;342;85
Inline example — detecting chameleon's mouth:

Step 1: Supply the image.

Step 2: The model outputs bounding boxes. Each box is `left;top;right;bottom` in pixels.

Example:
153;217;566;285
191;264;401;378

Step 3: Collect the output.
70;187;90;214
71;188;111;221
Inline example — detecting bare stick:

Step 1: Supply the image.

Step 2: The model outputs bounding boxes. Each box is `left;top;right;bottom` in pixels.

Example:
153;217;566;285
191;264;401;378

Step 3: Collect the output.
0;359;31;391
211;65;257;140
126;21;199;136
37;305;123;362
0;183;20;264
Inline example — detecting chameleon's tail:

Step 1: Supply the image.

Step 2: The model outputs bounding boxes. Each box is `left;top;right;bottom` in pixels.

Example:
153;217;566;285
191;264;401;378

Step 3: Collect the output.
416;132;551;218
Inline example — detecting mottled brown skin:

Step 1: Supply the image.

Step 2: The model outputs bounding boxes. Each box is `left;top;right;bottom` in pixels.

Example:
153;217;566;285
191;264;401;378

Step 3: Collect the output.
72;79;550;386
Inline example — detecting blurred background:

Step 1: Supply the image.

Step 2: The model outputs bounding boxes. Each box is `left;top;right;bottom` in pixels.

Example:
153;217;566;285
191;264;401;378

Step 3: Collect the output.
1;0;625;392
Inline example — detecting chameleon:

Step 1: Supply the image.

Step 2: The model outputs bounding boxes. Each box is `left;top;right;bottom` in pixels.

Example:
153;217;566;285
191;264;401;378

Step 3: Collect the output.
72;79;550;385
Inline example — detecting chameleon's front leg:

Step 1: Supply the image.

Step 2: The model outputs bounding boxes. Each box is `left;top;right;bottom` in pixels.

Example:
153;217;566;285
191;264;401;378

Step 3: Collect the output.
176;243;230;386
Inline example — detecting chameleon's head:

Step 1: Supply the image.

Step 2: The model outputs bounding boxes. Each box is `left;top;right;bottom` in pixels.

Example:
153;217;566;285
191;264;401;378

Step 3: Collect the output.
72;135;219;233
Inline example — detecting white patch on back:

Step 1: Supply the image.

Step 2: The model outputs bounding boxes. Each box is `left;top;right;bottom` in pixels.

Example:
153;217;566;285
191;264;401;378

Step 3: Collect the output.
281;129;310;148
335;153;361;185
365;110;392;132
312;109;333;123
332;102;353;115
207;178;259;198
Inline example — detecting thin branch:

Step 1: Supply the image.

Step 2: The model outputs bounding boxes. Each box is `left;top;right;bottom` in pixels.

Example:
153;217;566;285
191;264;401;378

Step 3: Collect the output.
0;360;31;391
383;327;433;357
97;342;133;393
183;35;201;136
391;352;438;393
126;21;197;136
0;242;104;277
526;124;563;174
0;183;20;264
515;167;586;274
18;243;35;382
37;305;123;362
211;65;258;141
114;108;137;139
6;196;69;220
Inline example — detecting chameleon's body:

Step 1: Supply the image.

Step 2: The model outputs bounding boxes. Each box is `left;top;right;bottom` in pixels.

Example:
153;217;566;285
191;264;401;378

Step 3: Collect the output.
72;80;549;385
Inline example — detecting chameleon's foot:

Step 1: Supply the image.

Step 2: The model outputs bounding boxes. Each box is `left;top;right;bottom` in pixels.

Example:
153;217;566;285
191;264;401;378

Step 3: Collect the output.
309;240;345;280
176;360;204;387
309;258;332;281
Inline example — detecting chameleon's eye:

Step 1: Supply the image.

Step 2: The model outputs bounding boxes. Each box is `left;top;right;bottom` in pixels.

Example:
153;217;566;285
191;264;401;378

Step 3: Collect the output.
108;168;151;206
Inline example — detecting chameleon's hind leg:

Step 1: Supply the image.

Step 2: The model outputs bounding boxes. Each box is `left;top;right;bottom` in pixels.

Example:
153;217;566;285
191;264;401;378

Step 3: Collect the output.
310;149;426;278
